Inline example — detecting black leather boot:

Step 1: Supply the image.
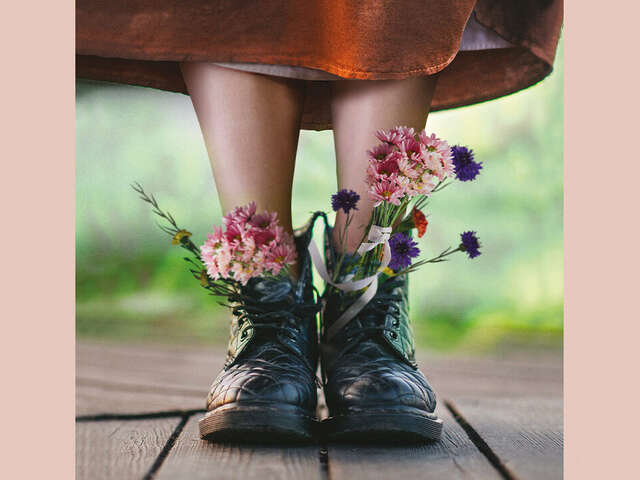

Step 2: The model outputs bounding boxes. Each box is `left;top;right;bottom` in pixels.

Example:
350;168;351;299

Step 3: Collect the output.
320;221;443;442
199;213;323;442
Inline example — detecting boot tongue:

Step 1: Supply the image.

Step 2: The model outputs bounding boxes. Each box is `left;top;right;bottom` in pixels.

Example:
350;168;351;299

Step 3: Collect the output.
244;276;293;303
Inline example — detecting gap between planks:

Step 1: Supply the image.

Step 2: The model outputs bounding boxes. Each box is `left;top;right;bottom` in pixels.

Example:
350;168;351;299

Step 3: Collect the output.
143;414;191;480
77;406;515;480
444;399;519;480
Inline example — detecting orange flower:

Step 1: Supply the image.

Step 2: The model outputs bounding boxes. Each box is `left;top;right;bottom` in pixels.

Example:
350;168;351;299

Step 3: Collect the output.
411;207;428;238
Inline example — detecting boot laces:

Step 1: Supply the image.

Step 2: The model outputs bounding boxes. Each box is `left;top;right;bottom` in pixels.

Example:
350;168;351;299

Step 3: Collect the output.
227;290;320;375
334;277;404;358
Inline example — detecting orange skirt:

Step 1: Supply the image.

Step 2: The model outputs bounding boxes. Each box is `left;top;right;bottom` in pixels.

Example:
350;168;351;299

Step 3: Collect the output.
76;0;563;130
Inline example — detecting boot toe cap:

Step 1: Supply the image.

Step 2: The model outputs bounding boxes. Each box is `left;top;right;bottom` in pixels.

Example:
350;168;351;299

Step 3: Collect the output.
326;354;436;414
207;348;317;412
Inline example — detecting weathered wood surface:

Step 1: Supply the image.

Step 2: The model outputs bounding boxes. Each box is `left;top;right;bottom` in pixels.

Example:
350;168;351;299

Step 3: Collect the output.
77;340;561;413
447;396;563;479
76;340;563;479
76;418;180;480
76;341;221;415
157;416;323;480
327;406;500;480
426;352;563;479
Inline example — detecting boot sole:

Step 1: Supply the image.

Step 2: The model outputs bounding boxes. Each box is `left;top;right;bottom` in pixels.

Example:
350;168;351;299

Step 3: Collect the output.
322;411;443;442
199;404;316;443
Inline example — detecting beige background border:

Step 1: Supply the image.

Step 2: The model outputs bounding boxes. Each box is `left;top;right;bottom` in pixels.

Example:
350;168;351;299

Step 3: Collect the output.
3;0;639;477
563;1;639;478
2;1;75;478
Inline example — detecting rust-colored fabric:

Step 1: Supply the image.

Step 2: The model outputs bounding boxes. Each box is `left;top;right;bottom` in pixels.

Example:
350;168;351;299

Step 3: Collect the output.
76;0;563;130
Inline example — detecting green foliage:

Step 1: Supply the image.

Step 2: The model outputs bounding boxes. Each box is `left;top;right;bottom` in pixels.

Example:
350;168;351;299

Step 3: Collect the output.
76;41;563;352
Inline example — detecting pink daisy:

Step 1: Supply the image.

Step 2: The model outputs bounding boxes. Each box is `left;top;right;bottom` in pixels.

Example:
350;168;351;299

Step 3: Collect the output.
414;172;437;196
376;153;401;176
252;228;277;247
248;210;278;230
231;261;261;286
370;178;405;206
390;126;415;141
265;243;298;274
398;137;421;157
440;150;455;177
224;222;245;245
239;236;257;262
224;201;257;227
396;155;421;179
200;202;297;284
418;131;449;155
367;142;395;161
375;129;405;146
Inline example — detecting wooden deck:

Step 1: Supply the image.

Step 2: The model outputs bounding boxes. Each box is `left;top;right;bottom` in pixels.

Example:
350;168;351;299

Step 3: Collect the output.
76;341;563;479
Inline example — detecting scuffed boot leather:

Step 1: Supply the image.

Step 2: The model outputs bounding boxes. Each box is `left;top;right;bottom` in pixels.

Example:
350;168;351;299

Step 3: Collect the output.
320;221;442;442
199;213;324;442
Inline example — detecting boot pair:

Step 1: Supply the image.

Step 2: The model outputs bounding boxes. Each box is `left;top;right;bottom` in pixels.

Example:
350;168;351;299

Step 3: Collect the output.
199;212;442;442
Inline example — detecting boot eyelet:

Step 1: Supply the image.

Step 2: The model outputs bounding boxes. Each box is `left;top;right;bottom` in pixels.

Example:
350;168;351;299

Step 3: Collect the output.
240;330;248;339
392;319;400;327
390;331;398;339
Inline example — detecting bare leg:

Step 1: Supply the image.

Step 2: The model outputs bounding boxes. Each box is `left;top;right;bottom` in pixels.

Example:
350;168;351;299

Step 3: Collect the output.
181;63;304;238
330;77;438;253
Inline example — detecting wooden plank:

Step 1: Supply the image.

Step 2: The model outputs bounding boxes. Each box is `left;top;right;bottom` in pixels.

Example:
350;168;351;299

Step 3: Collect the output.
77;340;560;415
76;418;180;480
76;341;224;415
156;415;323;480
77;341;330;418
327;406;501;480
76;341;562;478
446;396;563;480
417;352;562;399
424;348;563;479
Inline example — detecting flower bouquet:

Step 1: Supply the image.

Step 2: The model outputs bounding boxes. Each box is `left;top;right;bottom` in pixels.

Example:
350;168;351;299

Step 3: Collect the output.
132;125;482;329
131;183;298;301
312;126;483;335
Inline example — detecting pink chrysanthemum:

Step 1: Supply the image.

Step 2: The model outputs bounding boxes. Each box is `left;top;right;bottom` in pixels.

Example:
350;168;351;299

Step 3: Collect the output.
200;203;297;285
224;202;257;226
396;155;420;179
376;155;401;176
248;210;278;230
440;150;455;177
375;129;405;146
366;127;454;205
390;126;415;141
418;132;449;155
224;222;245;245
367;142;394;161
413;173;436;196
370;178;405;206
398;137;421;157
420;148;444;179
265;242;298;274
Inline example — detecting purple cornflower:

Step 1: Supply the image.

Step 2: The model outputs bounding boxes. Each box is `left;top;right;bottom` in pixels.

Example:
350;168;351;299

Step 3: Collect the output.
451;146;483;181
388;232;420;271
460;231;481;259
331;189;360;214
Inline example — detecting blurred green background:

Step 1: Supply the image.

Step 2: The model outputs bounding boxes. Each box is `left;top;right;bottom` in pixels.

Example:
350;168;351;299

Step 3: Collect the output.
76;43;563;353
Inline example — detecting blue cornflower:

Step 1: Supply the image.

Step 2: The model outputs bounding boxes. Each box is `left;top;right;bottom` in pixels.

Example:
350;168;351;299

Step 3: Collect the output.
331;189;360;214
460;231;481;259
388;232;420;271
451;146;483;181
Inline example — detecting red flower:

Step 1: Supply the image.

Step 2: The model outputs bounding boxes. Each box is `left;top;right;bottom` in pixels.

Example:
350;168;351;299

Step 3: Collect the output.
412;207;428;238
